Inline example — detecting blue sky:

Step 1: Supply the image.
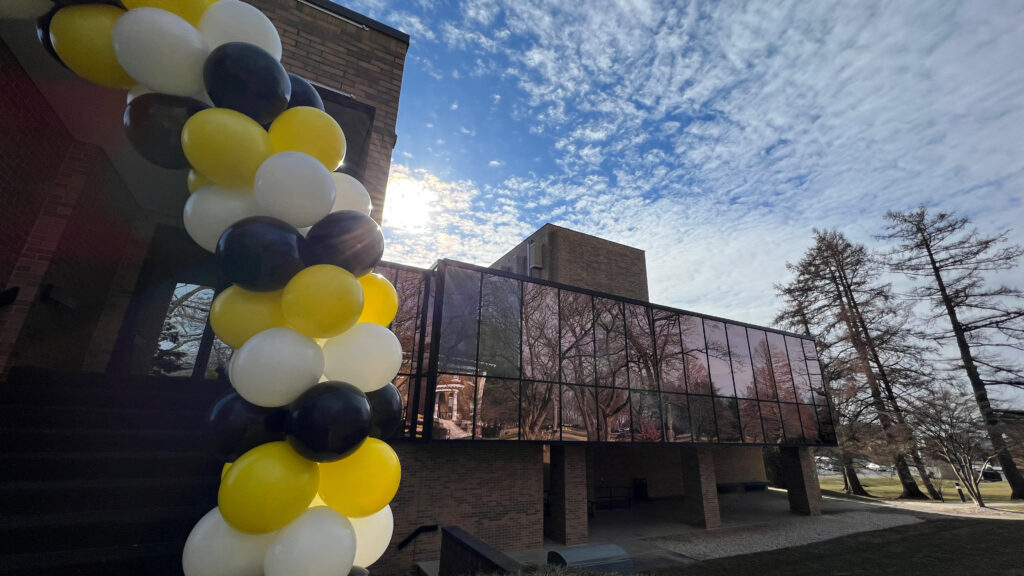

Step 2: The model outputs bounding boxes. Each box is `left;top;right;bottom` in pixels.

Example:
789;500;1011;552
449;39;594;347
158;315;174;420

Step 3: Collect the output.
341;1;1024;379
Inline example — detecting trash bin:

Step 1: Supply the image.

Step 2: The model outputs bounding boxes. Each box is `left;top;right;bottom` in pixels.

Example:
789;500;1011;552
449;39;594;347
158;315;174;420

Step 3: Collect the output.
632;478;648;501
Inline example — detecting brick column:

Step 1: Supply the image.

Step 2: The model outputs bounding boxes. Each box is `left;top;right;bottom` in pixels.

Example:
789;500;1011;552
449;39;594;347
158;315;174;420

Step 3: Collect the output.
548;445;588;545
680;446;720;529
781;446;821;515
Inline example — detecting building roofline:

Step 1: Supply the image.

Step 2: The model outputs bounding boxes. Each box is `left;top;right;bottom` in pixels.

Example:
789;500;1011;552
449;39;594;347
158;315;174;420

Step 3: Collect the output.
298;0;410;44
538;222;647;254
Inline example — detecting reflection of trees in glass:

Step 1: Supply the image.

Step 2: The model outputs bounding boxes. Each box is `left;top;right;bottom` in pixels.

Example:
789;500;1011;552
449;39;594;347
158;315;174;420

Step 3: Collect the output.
439;267;480;373
654;311;685;393
560;291;594;385
631;391;663;442
680;316;711;395
780;403;804;442
391;267;427;375
715;398;741;442
479;275;521;379
760;401;784;443
799;404;820;442
520;381;557;440
595;298;628;388
152;283;213;376
786;335;814;403
727;324;757;398
689;395;717;442
597;387;630;441
476;377;519;440
522;283;558;381
768;332;797;402
625;304;657;390
750;331;778;400
562;385;597;441
738;399;764;443
662;394;692;441
705;321;735;396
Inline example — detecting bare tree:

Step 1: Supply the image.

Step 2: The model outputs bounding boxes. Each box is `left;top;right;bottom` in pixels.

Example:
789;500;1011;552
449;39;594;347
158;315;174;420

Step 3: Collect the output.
909;385;998;507
882;207;1024;499
777;230;931;499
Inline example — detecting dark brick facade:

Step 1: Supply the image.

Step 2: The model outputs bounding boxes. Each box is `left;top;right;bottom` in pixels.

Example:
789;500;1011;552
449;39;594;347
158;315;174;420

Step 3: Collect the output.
492;224;650;301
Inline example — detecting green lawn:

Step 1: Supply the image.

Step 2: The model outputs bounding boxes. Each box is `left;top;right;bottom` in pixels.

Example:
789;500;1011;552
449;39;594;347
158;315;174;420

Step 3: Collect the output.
819;475;1015;503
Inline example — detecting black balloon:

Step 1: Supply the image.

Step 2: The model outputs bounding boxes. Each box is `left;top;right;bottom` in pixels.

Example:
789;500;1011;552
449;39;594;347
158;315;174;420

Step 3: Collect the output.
366;383;403;439
37;8;68;70
217;216;307;292
204;42;291;125
348;567;370;576
208;392;287;461
287;382;371;462
287;73;325;111
124;93;209;169
301;210;384;277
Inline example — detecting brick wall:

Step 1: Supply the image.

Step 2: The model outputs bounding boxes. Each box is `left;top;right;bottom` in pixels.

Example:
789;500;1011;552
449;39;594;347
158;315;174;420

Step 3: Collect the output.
375;442;544;576
587;444;684;498
713;446;767;484
248;0;408;223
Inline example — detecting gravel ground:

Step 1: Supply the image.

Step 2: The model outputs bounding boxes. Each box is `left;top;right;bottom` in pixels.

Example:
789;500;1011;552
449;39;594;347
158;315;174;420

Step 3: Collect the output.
646;509;921;561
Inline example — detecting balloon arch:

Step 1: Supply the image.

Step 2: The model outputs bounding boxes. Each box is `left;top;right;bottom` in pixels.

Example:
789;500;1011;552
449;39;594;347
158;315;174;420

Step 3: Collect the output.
3;1;404;574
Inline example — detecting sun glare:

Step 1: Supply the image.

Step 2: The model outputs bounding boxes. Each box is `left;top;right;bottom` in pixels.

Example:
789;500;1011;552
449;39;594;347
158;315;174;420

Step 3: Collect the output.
382;173;435;232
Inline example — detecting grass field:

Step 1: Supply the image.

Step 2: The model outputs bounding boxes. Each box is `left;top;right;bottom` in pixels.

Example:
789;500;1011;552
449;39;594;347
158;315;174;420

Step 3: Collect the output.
818;474;1015;503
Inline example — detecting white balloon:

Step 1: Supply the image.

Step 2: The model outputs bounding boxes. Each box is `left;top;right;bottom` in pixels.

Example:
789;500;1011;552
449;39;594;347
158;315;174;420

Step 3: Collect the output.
113;8;208;96
255;152;335;228
322;323;402;393
350;505;393;568
0;0;50;19
199;0;282;60
230;327;324;407
183;186;258;253
265;507;356;576
331;173;372;215
183;508;277;576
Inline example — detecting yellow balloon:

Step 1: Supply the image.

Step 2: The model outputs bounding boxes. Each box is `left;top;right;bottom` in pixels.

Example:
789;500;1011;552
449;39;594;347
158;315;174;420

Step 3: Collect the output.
221;462;232;479
282;265;363;339
218;441;318;534
319;438;400;518
50;5;135;89
269;107;346;171
210;286;288;349
186;169;212;194
357;273;398;326
182;108;272;188
122;0;217;25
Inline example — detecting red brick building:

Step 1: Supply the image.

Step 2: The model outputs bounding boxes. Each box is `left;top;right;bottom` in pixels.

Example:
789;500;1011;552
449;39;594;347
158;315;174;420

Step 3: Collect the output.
0;3;832;575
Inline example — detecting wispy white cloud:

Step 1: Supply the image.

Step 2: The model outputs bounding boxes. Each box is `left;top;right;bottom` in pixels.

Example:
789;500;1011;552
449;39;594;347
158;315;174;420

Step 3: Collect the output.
488;159;504;167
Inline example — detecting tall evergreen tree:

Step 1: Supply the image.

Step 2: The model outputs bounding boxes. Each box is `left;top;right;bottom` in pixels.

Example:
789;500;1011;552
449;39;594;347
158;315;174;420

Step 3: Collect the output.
882;207;1024;499
777;230;930;499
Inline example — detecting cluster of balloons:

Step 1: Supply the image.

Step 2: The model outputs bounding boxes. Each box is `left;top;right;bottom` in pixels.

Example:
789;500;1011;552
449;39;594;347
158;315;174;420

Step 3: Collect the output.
3;2;405;575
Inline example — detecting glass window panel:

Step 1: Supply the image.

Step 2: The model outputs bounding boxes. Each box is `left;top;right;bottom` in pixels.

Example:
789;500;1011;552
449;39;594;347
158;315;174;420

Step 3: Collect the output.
151;283;214;377
680;315;711;394
654;311;685;393
738;399;764;443
631;391;663;442
476;377;519;440
760;401;784;443
714;398;742;443
522;283;559;382
767;332;797;402
705;320;735;396
662;393;692;442
780;403;804;443
596;387;631;441
560;291;595;385
204;336;232;380
393;374;412;438
689;395;717;442
816;404;837;444
433;374;474;439
727;325;756;399
520;381;558;441
802;338;819;363
749;330;777;400
624;304;656;390
562;384;598;441
392;268;426;376
786;335;814;403
439;267;481;374
594;298;628;388
799;404;820;444
478;274;522;379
